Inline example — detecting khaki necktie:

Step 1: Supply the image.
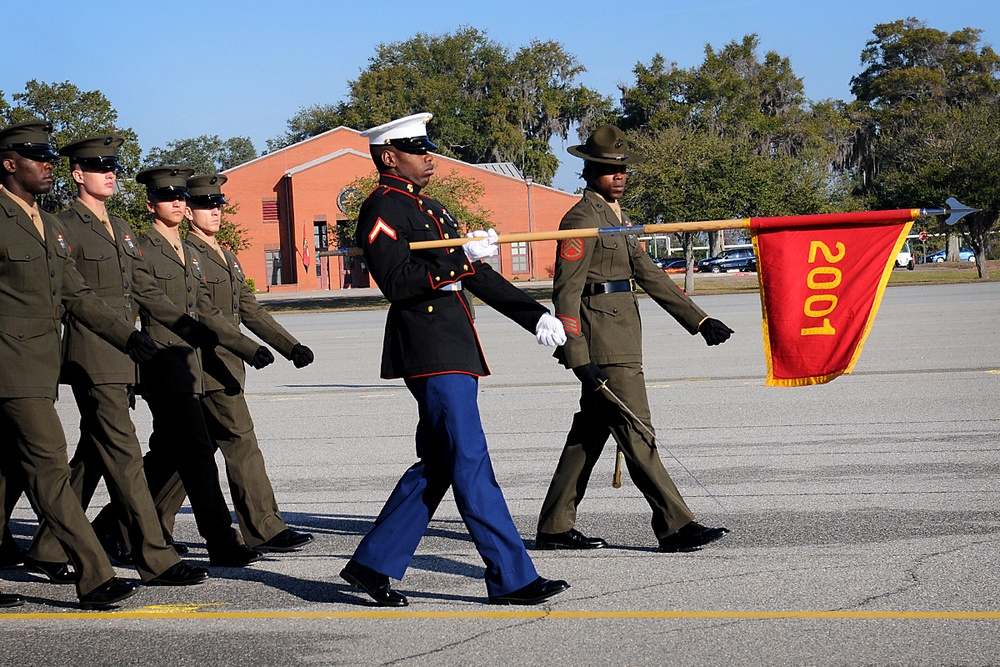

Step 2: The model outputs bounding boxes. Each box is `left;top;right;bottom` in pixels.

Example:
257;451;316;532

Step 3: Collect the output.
4;189;46;240
607;200;623;224
211;243;227;264
99;214;114;240
79;200;115;239
28;207;45;241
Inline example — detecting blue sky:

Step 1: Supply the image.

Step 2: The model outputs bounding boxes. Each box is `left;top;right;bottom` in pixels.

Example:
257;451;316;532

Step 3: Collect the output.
3;0;997;191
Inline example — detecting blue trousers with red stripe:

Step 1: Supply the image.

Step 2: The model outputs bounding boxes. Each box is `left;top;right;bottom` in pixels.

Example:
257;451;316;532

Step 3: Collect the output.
351;373;538;597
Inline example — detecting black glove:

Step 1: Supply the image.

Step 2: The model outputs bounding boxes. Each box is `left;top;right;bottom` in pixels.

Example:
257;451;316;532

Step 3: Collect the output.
187;323;220;349
290;343;314;368
699;318;734;346
573;363;609;393
250;346;274;369
125;331;157;363
126;386;136;410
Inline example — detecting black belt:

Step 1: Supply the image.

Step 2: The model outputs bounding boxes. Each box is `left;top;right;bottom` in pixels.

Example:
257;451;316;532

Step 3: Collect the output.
582;279;636;297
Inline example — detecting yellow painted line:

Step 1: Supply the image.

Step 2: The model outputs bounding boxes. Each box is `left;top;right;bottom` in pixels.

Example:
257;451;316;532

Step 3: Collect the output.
3;609;1000;621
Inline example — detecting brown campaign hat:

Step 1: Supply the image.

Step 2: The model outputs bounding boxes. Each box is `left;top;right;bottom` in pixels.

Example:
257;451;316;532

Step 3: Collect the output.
136;165;195;198
186;173;228;207
59;134;125;171
0;120;60;162
567;125;644;165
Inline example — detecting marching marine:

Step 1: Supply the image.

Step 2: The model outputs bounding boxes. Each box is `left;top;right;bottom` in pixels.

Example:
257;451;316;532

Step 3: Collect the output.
0;120;150;608
148;173;315;553
341;112;570;606
536;125;734;554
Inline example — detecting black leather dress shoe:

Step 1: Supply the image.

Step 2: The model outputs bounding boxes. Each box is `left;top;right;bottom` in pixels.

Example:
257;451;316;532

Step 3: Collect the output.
257;529;315;552
95;531;133;566
0;542;27;568
24;556;75;584
208;543;263;567
658;522;730;553
535;528;608;550
340;560;408;607
489;577;570;605
147;562;210;586
78;577;141;610
166;537;189;556
90;516;133;565
0;592;25;608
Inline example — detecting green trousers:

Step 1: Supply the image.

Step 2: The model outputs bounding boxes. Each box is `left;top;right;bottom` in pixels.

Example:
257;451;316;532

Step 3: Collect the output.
0;397;116;595
28;383;179;581
155;389;288;548
537;363;695;541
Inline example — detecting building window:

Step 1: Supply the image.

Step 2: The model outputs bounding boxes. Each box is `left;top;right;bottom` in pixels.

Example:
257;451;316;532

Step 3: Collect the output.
265;249;283;285
314;220;328;278
336;221;353;250
262;198;279;224
314;220;328;251
510;242;528;273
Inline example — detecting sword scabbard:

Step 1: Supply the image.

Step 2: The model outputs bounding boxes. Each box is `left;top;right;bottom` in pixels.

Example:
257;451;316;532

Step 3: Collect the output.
612;449;623;489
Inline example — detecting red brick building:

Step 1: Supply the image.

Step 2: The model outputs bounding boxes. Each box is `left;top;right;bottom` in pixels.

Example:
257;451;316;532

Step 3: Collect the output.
222;126;579;292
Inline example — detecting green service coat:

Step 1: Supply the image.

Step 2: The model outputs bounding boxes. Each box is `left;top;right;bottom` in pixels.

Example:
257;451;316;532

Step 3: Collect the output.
185;236;299;393
57;200;208;387
136;227;259;396
553;188;707;369
0;190;136;398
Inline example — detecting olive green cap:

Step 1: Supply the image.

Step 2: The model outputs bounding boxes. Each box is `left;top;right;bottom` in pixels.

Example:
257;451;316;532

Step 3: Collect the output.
60;134;124;170
136;165;195;198
186;173;228;206
0;120;60;162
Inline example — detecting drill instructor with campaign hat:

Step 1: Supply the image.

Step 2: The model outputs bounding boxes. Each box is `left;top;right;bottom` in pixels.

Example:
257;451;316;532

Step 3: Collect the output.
536;124;734;554
0;120;152;609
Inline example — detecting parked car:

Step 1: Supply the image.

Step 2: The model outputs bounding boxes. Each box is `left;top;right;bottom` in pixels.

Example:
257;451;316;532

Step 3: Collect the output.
696;248;756;273
652;258;687;274
895;241;915;270
923;248;975;263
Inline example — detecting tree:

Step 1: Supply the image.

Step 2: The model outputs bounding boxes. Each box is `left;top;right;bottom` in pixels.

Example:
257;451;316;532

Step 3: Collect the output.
847;18;1000;194
616;37;859;289
1;80;146;227
144;135;257;173
874;102;999;278
267;28;611;185
624;127;793;292
846;18;1000;276
619;36;823;159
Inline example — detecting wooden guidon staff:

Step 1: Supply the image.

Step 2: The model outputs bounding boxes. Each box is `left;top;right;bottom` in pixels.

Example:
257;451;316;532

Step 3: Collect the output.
408;200;977;251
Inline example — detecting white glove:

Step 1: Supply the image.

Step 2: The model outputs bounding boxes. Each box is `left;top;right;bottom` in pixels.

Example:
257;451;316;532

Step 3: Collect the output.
463;228;499;262
535;312;567;347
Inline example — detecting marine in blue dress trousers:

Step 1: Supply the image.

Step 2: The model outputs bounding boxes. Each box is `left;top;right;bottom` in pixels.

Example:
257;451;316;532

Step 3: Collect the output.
340;113;571;607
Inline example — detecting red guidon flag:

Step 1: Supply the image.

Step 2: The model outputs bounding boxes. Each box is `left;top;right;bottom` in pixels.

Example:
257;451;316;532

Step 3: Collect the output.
750;209;917;386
